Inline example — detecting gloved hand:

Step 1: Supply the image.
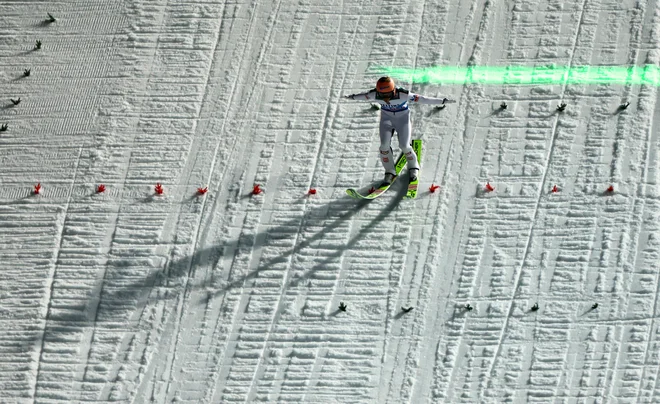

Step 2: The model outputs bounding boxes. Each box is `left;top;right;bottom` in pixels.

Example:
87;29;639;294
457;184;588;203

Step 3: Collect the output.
436;98;456;109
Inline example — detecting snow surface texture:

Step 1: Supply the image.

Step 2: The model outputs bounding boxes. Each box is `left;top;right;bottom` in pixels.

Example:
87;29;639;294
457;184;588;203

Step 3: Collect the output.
1;0;660;403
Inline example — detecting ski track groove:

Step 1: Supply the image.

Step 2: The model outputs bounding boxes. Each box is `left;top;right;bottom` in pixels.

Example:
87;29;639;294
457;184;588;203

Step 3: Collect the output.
351;0;412;399
169;0;275;401
16;1;157;400
263;1;418;401
76;1;170;394
605;2;657;400
307;0;349;194
483;0;592;395
72;0;229;398
297;2;357;400
318;2;415;402
1;17;160;399
528;1;607;397
623;1;660;401
377;0;431;401
264;4;403;401
446;0;501;400
69;0;259;400
185;1;246;301
237;1;313;402
586;0;659;401
150;0;235;398
31;145;83;400
188;1;289;401
416;0;491;399
642;114;660;401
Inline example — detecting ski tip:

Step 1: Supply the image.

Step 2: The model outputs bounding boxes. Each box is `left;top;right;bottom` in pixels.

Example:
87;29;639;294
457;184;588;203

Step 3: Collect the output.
346;188;373;199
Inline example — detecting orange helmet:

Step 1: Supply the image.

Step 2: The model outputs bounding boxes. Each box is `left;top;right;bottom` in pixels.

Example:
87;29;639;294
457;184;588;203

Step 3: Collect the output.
376;76;395;93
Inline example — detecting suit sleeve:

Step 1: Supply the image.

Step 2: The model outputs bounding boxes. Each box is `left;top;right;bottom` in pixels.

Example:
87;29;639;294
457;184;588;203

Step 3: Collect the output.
408;92;449;105
346;90;375;101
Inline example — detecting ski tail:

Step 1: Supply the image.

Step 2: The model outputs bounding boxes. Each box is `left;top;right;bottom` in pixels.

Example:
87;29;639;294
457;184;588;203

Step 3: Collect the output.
346;152;407;199
405;139;422;199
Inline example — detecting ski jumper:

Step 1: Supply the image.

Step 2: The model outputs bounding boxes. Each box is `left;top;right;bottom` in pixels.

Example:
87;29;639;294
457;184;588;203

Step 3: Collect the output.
347;88;448;175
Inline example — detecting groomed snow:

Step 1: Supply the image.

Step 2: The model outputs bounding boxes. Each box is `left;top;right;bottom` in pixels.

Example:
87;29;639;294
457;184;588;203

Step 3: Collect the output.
1;0;660;402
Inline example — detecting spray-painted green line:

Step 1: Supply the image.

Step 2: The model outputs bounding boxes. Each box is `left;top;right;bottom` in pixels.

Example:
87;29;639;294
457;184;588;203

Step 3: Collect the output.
377;65;660;86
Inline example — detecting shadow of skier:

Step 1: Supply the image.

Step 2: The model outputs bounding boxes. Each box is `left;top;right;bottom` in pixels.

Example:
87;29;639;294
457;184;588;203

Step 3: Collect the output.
201;182;408;300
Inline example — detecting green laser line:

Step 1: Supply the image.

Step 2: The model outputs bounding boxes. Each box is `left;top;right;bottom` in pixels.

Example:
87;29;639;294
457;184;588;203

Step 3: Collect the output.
376;65;660;86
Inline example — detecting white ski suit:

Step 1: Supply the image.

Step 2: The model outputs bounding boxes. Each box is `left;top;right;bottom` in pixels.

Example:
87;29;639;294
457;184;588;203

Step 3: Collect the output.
346;88;449;175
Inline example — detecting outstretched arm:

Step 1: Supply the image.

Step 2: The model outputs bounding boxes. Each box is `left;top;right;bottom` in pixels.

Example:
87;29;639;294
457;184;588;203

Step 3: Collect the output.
408;93;455;105
344;91;374;101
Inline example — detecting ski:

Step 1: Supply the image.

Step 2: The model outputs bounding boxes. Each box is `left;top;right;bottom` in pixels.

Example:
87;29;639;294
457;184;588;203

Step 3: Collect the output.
405;139;422;199
346;152;408;199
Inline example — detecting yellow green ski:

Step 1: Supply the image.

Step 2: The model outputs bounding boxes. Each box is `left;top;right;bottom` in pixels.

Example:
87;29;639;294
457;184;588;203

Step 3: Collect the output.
405;139;422;199
346;139;422;200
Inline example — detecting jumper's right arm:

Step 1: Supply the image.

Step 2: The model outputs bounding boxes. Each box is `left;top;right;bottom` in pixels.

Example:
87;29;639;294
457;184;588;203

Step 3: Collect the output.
344;91;373;101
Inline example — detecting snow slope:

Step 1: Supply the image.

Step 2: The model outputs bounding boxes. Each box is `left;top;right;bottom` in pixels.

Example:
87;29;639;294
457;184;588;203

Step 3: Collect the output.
1;0;660;402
